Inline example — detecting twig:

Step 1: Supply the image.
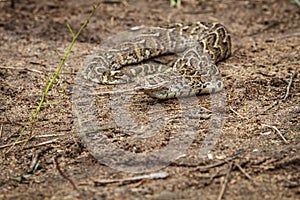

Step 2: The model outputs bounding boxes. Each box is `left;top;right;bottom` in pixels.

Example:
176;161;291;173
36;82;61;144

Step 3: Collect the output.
94;172;168;186
262;124;288;143
229;106;246;119
234;162;255;182
283;70;297;101
217;162;232;200
23;138;59;149
54;156;80;194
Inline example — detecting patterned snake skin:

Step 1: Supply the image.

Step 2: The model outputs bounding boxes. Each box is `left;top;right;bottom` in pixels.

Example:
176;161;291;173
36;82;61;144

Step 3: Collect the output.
83;22;231;99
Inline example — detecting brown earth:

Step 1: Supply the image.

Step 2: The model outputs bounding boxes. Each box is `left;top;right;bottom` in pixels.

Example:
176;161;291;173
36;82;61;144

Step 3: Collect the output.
0;0;299;199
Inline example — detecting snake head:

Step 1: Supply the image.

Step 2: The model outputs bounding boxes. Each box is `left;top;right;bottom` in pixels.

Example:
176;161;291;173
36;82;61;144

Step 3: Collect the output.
83;61;107;84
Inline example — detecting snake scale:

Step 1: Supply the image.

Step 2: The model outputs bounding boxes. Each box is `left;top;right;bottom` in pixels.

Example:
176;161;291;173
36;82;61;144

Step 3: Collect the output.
83;22;231;99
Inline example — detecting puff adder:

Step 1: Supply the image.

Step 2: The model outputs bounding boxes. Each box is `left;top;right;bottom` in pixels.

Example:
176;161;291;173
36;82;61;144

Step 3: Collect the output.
84;22;231;99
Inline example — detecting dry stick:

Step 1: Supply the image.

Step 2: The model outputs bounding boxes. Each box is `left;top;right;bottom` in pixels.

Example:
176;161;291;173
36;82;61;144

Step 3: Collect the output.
283;70;297;101
5;3;100;153
262;124;288;144
217;162;233;200
234;162;255;183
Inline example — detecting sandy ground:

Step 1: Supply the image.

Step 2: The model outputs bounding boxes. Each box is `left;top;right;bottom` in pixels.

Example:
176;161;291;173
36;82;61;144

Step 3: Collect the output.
0;0;299;199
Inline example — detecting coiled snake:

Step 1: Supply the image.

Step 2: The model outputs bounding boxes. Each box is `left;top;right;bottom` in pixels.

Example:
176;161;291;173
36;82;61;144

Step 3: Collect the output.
83;22;231;99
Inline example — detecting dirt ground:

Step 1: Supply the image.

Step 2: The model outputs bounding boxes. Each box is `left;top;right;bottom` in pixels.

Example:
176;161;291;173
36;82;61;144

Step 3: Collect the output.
0;0;299;199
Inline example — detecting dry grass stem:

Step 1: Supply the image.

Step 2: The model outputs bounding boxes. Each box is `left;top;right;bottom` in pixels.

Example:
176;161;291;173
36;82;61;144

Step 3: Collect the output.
5;3;100;153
